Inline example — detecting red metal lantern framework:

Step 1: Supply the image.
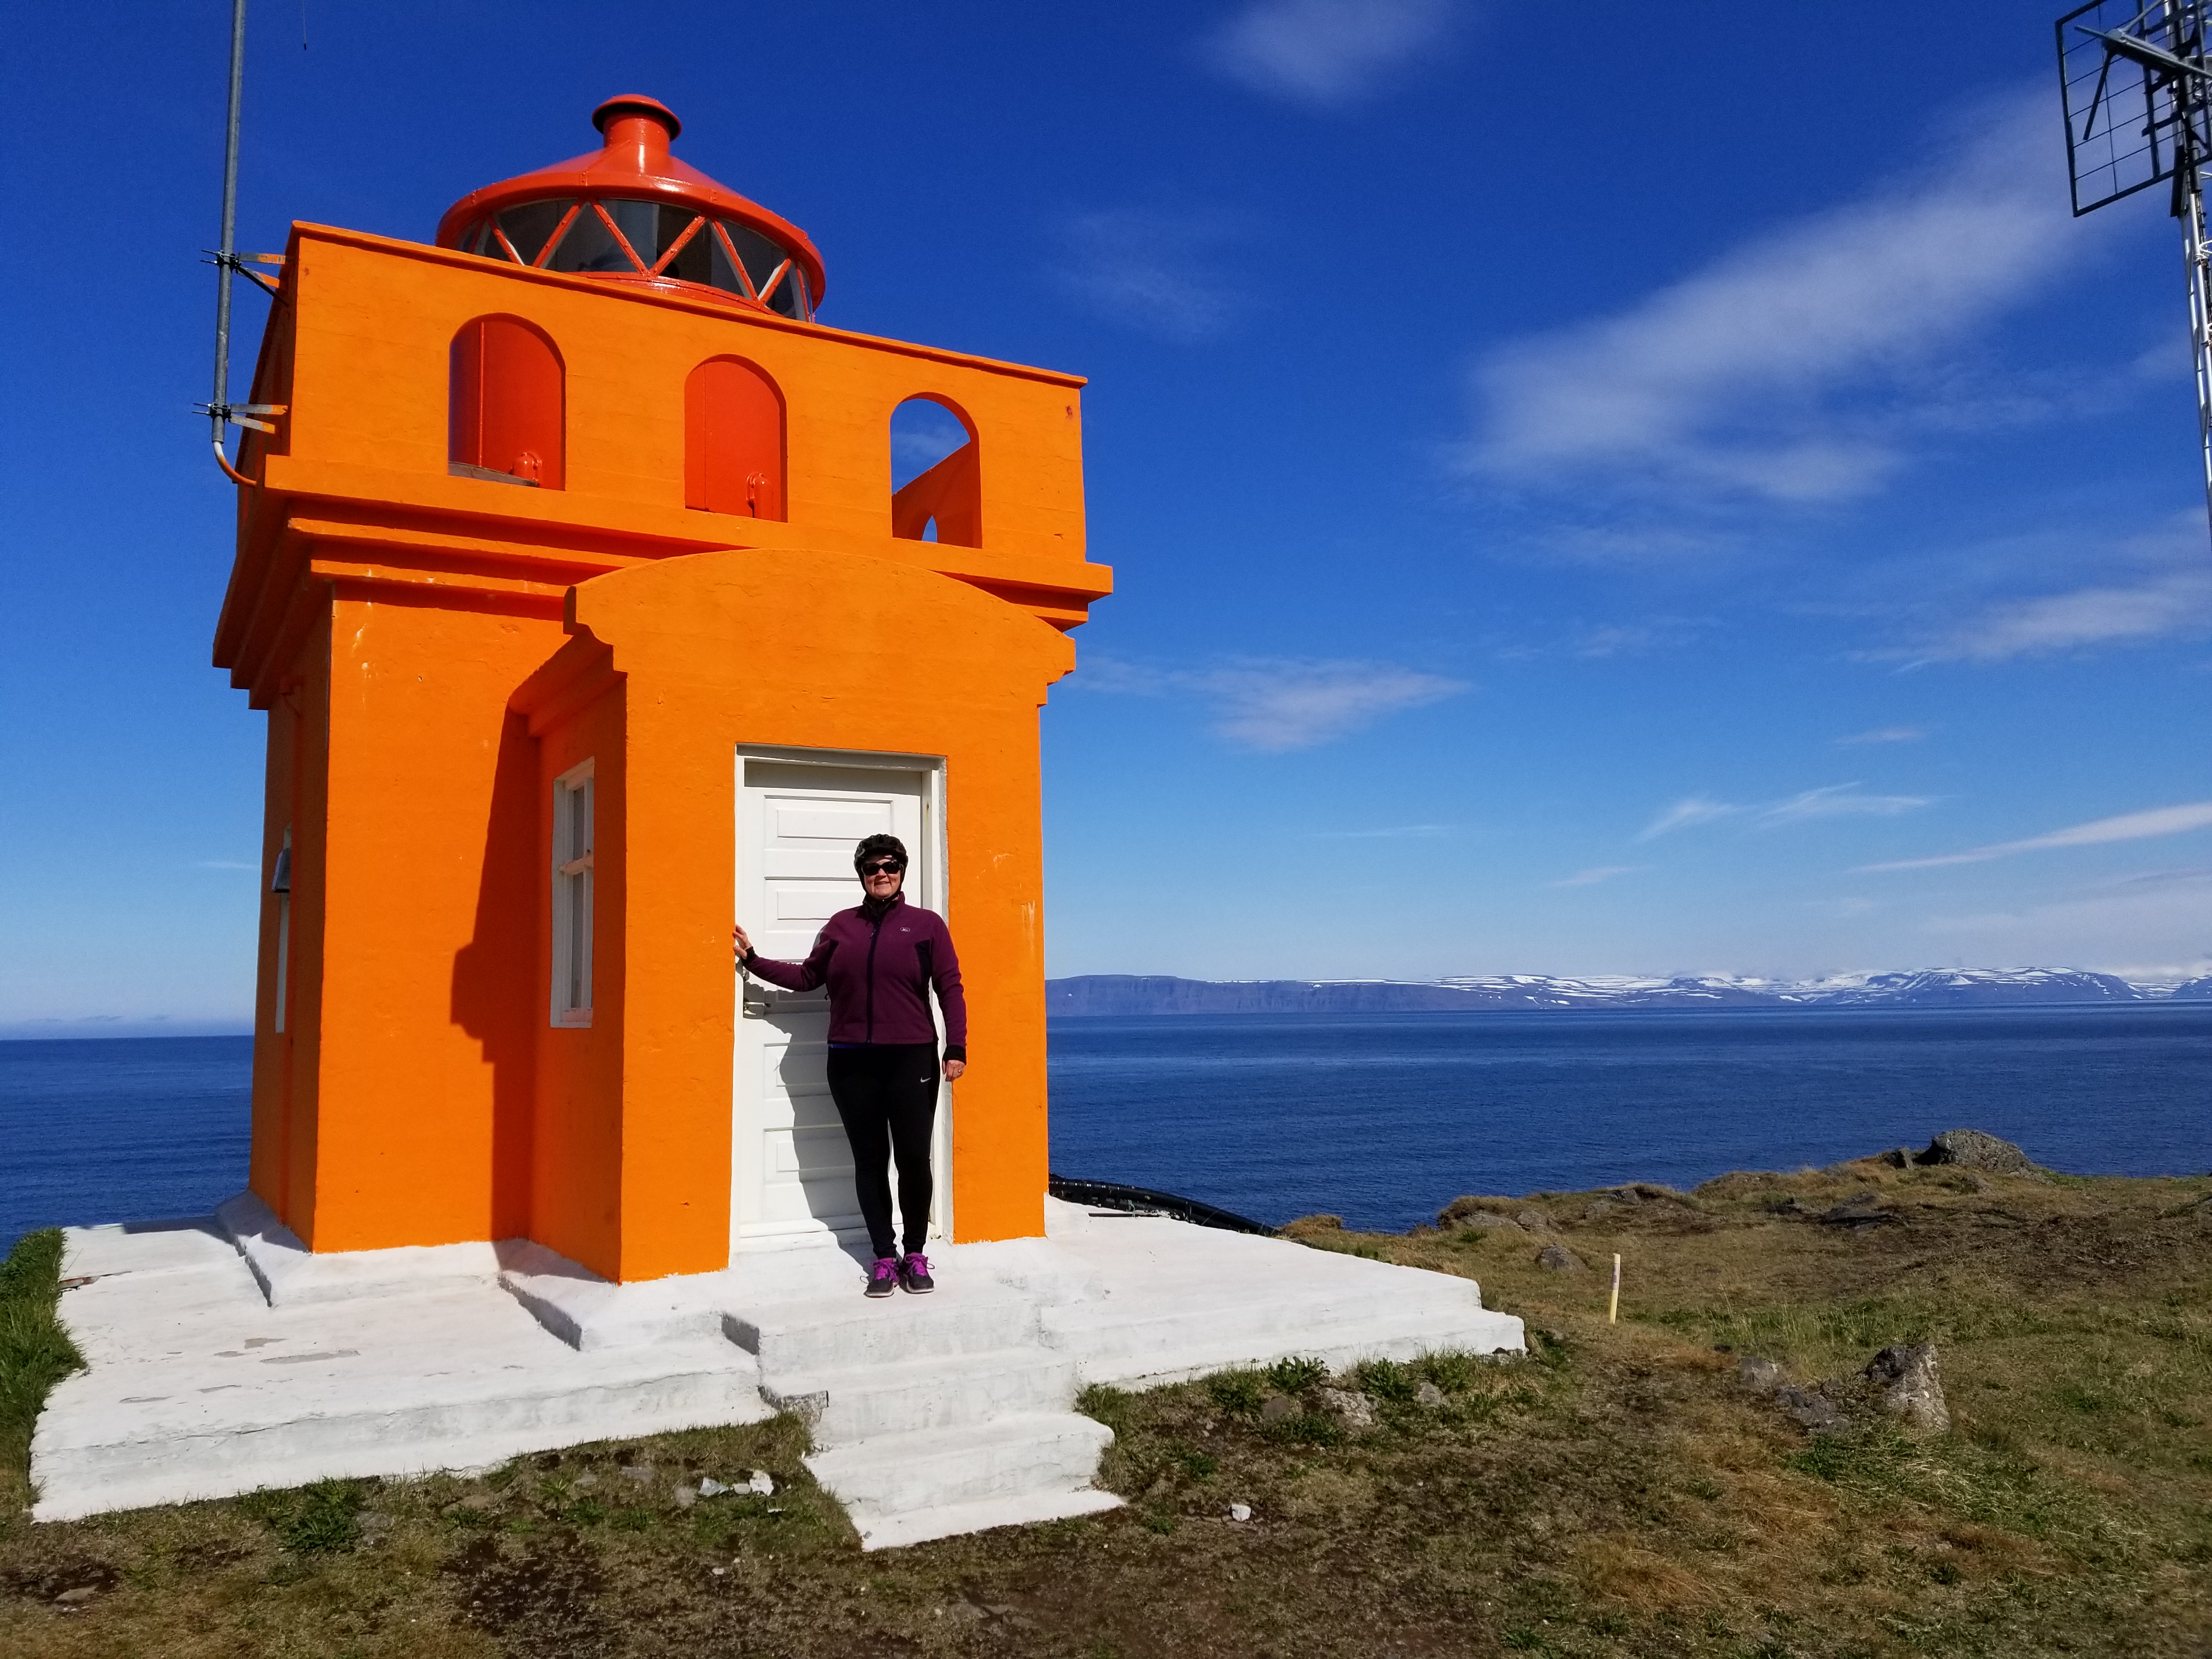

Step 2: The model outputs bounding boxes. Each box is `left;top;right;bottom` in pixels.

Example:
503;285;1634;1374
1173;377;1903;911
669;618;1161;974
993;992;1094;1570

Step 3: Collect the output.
436;95;827;321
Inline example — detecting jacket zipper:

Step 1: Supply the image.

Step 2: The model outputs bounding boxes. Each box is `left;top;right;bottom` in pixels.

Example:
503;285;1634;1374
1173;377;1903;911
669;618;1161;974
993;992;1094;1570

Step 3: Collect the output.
864;914;881;1042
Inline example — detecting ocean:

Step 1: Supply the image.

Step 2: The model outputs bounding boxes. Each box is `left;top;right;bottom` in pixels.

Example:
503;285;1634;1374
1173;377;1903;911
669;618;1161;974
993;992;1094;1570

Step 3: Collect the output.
1045;1005;2212;1230
4;1006;2208;1250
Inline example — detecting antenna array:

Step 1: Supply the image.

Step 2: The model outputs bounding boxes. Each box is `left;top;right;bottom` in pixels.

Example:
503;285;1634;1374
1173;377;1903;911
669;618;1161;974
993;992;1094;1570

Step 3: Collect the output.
2058;1;2212;529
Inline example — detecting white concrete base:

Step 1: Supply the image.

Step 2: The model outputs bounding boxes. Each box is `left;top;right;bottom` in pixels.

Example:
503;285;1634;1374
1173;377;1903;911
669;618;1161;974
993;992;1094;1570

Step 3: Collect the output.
32;1193;1524;1547
216;1192;503;1307
1035;1198;1527;1387
32;1214;768;1521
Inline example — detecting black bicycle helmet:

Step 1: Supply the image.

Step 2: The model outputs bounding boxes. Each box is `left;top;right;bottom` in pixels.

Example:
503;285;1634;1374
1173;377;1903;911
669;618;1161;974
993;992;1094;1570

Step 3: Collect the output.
854;833;908;873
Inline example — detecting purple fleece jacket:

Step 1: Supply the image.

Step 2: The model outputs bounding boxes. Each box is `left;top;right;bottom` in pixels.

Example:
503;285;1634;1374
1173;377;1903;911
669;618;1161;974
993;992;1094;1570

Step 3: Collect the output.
743;894;968;1058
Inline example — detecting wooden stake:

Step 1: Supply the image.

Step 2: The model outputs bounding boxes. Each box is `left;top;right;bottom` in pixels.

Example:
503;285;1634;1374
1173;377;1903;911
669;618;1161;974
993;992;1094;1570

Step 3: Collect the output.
1609;1254;1621;1324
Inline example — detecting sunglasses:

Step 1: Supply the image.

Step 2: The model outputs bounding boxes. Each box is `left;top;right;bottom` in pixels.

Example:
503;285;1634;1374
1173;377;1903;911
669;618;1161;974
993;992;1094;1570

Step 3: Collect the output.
860;859;906;876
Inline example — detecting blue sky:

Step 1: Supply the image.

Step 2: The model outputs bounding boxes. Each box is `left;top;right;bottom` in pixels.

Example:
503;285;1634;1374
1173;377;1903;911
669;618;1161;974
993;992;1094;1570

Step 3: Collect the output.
4;0;2210;1031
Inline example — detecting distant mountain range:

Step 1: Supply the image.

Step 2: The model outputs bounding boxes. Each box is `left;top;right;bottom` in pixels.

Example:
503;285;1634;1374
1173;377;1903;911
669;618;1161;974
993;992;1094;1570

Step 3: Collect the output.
1046;967;2212;1018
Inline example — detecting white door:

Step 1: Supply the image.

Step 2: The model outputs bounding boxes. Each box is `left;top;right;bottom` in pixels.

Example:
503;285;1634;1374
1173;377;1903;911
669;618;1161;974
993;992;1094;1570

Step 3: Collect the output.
732;755;946;1256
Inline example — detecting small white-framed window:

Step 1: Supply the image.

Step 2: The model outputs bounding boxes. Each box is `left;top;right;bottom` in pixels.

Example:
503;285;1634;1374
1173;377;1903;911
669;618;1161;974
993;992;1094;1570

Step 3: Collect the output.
551;760;595;1027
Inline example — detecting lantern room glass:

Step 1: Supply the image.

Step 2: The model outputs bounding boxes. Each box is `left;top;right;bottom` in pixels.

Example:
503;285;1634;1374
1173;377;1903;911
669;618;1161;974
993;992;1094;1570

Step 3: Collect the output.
464;196;814;320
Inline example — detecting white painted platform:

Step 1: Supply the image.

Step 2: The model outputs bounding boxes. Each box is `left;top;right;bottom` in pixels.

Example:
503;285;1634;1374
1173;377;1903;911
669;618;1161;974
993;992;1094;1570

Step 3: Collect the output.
32;1195;1525;1547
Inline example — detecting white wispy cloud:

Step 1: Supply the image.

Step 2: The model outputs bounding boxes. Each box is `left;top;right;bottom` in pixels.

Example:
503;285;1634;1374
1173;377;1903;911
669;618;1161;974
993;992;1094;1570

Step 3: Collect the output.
1837;726;1925;746
1202;0;1457;107
1860;801;2212;872
2101;865;2212;890
1084;656;1469;751
1311;823;1459;839
1571;616;1716;658
1462;93;2086;509
1759;784;1933;826
1639;785;1933;840
1917;565;2212;662
1638;797;1740;840
1053;211;1244;342
1549;865;1641;888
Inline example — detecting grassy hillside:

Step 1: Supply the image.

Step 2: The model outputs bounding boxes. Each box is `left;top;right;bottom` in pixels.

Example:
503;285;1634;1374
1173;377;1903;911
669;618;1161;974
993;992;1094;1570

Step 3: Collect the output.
2;1157;2208;1656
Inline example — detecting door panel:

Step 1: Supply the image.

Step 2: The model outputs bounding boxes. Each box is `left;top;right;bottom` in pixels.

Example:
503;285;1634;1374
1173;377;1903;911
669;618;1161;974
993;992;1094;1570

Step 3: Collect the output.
732;756;939;1255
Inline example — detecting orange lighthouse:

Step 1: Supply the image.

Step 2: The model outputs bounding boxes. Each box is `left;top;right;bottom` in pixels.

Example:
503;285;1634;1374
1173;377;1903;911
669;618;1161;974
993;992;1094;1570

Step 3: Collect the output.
213;97;1111;1284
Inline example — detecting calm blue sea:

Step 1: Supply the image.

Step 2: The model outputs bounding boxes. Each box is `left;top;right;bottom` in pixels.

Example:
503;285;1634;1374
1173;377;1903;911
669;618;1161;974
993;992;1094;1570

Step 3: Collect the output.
3;1037;255;1258
1047;1005;2212;1231
4;1007;2209;1251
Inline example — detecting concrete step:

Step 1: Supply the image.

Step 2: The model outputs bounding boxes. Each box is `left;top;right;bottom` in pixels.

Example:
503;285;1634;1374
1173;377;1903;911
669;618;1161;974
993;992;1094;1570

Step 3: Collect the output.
766;1346;1079;1445
34;1334;769;1521
848;1485;1125;1552
1043;1294;1525;1387
804;1412;1113;1521
727;1283;1040;1373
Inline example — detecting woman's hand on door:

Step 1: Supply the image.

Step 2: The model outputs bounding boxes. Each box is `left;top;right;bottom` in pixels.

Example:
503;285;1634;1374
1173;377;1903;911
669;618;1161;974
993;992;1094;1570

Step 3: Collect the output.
943;1058;966;1081
732;923;753;966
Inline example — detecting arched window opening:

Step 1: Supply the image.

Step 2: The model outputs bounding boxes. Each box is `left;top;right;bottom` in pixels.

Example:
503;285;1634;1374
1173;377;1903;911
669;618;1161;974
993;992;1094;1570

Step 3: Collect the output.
449;315;565;489
889;397;978;548
685;357;786;518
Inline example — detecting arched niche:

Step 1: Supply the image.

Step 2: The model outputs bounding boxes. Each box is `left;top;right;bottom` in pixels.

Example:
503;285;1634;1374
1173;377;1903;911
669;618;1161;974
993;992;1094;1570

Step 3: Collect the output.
889;396;979;547
449;315;565;489
685;357;786;519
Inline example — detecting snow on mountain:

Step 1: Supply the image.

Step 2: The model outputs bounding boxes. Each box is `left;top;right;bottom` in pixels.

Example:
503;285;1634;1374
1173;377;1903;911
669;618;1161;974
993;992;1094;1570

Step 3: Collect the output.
1045;967;2200;1017
1796;968;2145;1006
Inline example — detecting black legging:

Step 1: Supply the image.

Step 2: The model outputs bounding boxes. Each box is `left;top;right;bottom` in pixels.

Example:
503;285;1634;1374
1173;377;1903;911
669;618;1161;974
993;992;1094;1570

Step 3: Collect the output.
827;1043;939;1258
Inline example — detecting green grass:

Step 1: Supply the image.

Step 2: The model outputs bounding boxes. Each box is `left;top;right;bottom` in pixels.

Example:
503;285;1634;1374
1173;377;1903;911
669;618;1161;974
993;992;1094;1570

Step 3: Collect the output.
4;1169;2211;1655
0;1231;82;1520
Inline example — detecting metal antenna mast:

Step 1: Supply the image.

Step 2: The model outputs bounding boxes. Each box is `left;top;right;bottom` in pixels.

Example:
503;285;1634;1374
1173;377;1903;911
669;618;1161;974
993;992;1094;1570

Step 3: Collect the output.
2059;1;2212;533
200;0;283;485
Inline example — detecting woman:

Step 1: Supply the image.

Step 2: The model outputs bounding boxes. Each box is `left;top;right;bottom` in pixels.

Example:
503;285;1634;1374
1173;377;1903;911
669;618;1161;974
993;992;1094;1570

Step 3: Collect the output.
733;834;966;1299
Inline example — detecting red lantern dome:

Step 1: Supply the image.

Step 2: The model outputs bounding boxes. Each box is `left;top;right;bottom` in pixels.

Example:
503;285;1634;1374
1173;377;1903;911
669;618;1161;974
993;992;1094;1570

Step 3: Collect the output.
436;95;826;320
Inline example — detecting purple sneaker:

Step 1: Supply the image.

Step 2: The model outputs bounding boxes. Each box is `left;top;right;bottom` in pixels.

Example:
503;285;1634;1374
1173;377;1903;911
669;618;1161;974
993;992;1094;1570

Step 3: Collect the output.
898;1252;935;1294
865;1256;900;1299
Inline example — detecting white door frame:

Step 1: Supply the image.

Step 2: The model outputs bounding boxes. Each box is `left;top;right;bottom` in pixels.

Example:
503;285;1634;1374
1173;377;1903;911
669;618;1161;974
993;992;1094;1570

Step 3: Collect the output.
731;746;950;1260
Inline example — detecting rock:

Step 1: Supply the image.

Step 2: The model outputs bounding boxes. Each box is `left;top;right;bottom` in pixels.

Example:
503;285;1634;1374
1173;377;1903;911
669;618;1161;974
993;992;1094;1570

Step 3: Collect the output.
1438;1196;1521;1228
698;1477;732;1497
1260;1395;1300;1423
1816;1191;1901;1230
1774;1383;1848;1435
1514;1208;1551;1232
1737;1356;1786;1395
1227;1503;1252;1522
673;1487;697;1510
1582;1199;1616;1221
1913;1128;2040;1176
1454;1211;1523;1234
1415;1380;1446;1407
570;1471;599;1490
1535;1243;1584;1272
55;1588;98;1605
747;1470;775;1496
619;1464;654;1483
1863;1342;1949;1432
1878;1147;1913;1169
1317;1387;1375;1428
